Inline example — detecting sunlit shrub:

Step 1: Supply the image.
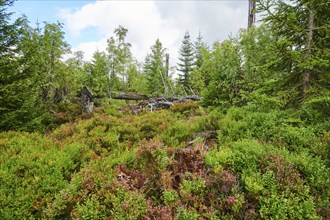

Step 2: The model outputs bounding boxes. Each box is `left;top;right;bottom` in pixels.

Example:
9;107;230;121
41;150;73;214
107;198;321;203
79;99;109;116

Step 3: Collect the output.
0;133;91;219
163;189;179;206
170;101;199;115
180;177;206;198
177;207;200;220
73;196;106;219
110;187;147;219
259;192;320;220
205;147;234;169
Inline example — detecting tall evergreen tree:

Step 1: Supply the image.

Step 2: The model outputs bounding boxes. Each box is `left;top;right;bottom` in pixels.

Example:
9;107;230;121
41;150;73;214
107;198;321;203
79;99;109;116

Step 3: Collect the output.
0;1;43;131
40;22;70;104
189;32;208;95
200;39;243;107
84;51;109;97
177;32;195;88
194;32;207;68
64;51;86;100
106;25;133;95
257;0;330;101
143;39;167;95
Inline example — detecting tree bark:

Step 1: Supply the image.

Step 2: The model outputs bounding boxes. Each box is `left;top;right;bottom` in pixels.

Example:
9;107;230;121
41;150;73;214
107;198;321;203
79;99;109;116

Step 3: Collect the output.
248;0;256;29
110;92;149;100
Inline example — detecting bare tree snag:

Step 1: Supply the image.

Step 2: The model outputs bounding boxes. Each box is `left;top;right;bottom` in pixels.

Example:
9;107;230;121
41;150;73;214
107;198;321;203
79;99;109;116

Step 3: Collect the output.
248;0;256;29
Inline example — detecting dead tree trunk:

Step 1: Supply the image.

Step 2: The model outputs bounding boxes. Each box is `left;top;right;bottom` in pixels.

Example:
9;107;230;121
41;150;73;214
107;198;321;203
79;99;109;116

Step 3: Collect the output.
110;91;149;100
165;53;169;79
248;0;256;29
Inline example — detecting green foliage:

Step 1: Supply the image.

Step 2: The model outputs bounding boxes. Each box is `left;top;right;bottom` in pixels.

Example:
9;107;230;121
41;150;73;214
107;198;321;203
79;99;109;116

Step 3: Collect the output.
0;132;90;219
163;190;179;206
259;192;320;220
178;31;195;88
257;0;330;100
84;51;109;97
143;39;168;95
300;96;330;132
136;138;171;172
75;196;106;220
170;101;200;115
177;207;200;220
160;120;191;148
205;147;234;169
200;39;243;108
0;104;328;219
1;2;329;217
110;187;147;220
180;177;205;198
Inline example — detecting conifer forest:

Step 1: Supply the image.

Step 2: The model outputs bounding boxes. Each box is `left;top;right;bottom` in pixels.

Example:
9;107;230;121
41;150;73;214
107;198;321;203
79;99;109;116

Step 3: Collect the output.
0;0;329;219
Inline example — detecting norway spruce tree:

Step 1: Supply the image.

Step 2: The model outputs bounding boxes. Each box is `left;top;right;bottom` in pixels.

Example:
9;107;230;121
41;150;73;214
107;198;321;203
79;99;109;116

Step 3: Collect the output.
177;32;195;89
143;39;167;95
194;32;207;68
0;0;43;131
257;0;330;101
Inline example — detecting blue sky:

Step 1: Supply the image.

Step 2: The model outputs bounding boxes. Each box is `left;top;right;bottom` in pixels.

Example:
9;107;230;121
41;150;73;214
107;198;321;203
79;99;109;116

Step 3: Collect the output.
9;0;249;64
10;0;97;48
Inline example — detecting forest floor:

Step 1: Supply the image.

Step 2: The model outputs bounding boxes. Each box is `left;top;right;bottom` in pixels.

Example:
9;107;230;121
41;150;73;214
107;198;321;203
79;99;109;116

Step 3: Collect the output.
0;101;329;219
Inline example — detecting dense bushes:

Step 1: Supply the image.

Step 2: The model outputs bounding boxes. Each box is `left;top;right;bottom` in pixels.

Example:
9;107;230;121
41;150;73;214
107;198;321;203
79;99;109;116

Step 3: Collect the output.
0;102;329;219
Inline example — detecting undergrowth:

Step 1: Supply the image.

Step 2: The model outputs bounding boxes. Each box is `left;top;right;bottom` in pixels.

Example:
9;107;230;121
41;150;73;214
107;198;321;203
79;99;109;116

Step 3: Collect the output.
0;101;329;219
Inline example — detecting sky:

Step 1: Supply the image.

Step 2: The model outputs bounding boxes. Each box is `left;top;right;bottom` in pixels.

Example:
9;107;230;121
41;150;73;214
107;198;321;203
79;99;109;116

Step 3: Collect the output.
10;0;249;66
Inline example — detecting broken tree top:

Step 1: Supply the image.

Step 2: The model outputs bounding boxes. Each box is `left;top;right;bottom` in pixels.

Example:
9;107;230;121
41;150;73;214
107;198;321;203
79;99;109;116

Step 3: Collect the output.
79;86;93;102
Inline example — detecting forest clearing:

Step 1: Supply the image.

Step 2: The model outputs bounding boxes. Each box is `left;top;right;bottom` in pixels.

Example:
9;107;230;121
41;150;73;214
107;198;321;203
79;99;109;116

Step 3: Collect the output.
0;0;329;219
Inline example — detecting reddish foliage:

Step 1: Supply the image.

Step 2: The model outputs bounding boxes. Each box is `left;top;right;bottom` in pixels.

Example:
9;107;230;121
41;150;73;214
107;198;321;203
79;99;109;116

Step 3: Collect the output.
205;169;237;195
244;208;259;220
171;147;205;189
224;196;239;209
260;153;305;192
116;165;146;190
144;201;173;220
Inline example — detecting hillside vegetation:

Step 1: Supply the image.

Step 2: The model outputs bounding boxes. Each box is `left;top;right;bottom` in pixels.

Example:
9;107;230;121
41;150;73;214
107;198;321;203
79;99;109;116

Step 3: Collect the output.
1;0;329;219
1;101;329;219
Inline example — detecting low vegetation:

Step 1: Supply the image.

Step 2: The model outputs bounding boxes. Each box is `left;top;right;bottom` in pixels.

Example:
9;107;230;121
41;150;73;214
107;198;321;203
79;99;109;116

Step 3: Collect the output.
1;0;329;218
1;101;329;219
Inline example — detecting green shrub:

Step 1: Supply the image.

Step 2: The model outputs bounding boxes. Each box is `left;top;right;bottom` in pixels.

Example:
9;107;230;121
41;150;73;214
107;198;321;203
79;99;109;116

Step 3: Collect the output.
103;104;120;116
189;110;223;133
163;190;179;206
170;101;200;115
300;96;330;129
205;147;234;169
161;120;191;148
177;207;200;220
232;140;268;172
0;132;90;219
180;178;206;197
276;125;317;151
259;192;320;220
242;170;277;196
110;187;147;220
74;196;106;219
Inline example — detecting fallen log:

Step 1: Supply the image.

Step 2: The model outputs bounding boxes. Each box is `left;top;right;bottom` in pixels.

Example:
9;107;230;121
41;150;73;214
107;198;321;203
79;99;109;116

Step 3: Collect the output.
110;92;149;100
110;91;201;102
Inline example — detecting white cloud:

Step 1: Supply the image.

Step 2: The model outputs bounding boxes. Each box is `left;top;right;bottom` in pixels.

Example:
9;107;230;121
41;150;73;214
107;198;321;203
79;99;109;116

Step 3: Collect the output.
58;0;247;66
72;38;108;61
